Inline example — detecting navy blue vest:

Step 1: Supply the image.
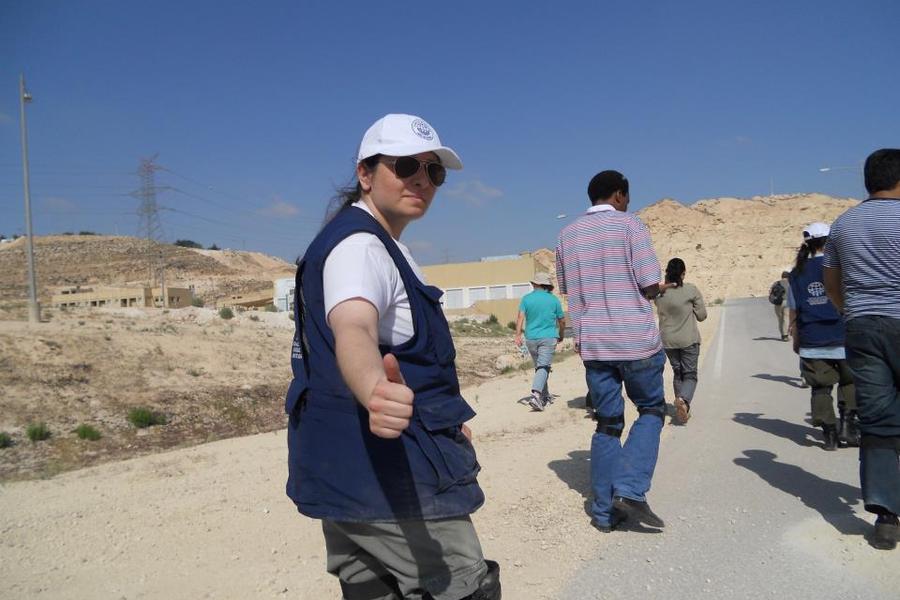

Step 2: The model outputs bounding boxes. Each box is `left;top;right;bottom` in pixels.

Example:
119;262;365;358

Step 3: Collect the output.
789;255;845;348
285;206;484;522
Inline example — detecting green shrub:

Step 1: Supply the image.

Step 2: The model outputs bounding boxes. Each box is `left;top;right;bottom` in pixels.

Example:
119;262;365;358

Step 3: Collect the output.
191;297;204;307
74;424;101;441
0;432;12;448
187;368;203;377
218;307;234;320
127;408;167;428
263;303;277;312
507;321;516;330
712;298;724;305
487;314;498;324
249;314;259;321
26;422;51;442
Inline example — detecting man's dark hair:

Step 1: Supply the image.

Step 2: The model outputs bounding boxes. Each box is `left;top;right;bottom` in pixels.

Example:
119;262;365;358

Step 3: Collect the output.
588;170;629;203
864;148;900;194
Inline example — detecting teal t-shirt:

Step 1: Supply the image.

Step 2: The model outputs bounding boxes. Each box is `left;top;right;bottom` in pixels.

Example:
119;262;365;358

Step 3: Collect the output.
519;290;564;340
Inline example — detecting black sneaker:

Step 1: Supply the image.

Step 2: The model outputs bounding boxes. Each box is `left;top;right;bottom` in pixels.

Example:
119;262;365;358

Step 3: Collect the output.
591;509;627;533
613;496;665;528
872;514;899;550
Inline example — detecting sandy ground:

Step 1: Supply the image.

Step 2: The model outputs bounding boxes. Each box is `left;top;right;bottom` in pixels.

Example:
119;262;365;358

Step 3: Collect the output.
0;310;721;599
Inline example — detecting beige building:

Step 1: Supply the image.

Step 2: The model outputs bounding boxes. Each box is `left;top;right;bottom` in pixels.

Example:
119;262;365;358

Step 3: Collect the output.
51;285;192;309
421;253;552;325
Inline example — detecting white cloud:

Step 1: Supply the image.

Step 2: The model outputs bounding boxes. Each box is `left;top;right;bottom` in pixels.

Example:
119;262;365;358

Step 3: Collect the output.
405;240;434;254
41;196;77;211
259;199;300;218
442;180;503;207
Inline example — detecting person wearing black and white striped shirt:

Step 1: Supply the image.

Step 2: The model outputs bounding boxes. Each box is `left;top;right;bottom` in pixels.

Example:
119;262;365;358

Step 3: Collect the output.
824;148;900;551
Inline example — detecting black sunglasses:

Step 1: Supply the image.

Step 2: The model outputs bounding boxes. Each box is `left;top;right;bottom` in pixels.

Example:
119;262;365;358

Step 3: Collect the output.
381;156;447;187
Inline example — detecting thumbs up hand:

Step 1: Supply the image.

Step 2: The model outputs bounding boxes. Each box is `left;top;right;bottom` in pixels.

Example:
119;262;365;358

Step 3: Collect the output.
367;353;414;439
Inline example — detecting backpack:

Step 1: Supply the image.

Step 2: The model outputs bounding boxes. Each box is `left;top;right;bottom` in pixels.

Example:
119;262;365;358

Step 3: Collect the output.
768;281;785;305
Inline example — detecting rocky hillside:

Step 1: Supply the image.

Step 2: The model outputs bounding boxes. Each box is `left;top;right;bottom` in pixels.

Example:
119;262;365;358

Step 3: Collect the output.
530;193;858;303
0;235;295;313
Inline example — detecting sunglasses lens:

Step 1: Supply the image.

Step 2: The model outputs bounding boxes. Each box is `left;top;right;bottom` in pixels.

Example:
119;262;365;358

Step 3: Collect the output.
427;163;446;187
392;156;420;179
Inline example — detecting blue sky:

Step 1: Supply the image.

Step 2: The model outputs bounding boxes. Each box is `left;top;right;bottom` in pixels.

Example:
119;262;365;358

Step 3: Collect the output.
2;0;897;265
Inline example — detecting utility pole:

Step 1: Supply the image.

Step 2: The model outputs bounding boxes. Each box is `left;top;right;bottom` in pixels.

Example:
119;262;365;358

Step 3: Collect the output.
19;74;40;323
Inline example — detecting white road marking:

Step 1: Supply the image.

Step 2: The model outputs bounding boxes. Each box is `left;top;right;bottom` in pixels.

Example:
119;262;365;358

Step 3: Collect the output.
714;304;726;379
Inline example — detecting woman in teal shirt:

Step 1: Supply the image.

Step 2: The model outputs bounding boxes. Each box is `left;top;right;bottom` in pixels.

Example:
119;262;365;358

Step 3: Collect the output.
514;272;565;411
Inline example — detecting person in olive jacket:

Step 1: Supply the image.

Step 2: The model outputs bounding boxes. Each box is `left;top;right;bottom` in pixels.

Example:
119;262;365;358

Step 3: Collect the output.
655;258;707;424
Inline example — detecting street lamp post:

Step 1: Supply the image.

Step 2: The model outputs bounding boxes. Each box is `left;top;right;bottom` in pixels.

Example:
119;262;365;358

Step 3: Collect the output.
19;73;40;323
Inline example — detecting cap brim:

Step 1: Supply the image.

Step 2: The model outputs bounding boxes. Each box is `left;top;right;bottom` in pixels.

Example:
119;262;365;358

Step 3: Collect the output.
360;144;463;170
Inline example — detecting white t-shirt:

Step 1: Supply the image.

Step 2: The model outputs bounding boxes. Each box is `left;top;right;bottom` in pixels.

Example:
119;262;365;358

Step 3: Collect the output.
323;201;425;346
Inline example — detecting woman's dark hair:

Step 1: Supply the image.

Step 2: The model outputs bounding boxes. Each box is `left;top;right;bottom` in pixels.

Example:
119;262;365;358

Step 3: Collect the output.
793;236;827;276
665;257;686;286
323;155;381;225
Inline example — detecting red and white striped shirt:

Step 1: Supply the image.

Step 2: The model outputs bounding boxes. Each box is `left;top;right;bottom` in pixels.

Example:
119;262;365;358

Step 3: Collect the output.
556;204;662;361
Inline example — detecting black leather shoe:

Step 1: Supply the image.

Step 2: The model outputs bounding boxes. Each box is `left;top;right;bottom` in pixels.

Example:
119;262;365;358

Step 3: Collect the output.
591;508;626;533
613;496;665;528
844;411;860;447
871;514;899;550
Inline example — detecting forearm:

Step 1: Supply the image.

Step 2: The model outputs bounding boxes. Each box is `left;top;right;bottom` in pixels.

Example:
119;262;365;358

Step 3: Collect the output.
515;312;525;337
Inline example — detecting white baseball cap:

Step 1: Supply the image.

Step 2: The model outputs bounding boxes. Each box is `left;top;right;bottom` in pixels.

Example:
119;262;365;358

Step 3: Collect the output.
357;114;463;170
802;222;830;239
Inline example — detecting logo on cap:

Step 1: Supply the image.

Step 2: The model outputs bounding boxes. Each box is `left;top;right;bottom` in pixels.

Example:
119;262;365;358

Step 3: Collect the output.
411;119;434;141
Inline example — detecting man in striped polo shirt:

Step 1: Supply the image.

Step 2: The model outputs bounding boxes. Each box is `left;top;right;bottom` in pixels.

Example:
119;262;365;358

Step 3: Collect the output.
824;148;900;551
556;170;668;533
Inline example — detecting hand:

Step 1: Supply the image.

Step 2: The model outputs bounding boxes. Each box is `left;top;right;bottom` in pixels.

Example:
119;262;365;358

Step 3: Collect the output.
461;424;472;441
367;353;414;439
514;333;522;347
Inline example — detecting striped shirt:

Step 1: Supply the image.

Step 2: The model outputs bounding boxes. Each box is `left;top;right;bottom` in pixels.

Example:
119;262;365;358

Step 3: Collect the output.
556;204;662;360
823;198;900;320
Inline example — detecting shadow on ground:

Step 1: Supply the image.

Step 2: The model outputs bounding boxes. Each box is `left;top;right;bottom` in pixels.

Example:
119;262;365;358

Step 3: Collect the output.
548;448;663;534
733;449;868;535
752;336;789;342
752;373;806;388
734;412;819;447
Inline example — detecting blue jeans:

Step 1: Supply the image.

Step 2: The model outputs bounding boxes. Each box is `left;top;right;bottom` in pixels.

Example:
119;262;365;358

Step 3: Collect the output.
585;350;666;525
525;338;556;398
845;316;900;515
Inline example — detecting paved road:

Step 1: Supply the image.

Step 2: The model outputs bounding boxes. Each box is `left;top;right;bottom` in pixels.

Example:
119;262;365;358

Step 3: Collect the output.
564;297;898;599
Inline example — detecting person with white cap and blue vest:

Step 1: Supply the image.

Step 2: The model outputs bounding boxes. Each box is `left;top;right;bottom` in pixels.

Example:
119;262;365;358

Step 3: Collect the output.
787;221;858;451
285;114;501;598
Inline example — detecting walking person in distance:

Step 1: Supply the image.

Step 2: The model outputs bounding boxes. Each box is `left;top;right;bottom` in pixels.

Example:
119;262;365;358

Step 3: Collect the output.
655;258;707;425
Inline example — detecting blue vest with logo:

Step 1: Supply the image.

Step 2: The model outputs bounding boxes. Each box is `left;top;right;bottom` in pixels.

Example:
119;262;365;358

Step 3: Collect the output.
789;255;845;348
285;206;484;522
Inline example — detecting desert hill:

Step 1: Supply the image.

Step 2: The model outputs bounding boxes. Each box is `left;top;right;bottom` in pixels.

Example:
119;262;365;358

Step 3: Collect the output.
0;235;296;313
529;193;859;301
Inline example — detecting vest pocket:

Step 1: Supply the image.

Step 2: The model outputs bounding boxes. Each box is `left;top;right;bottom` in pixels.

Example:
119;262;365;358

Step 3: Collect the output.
410;396;479;492
284;377;309;416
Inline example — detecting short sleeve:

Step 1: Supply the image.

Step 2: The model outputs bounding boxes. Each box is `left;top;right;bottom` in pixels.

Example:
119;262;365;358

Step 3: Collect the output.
323;233;397;320
823;220;840;269
629;217;662;289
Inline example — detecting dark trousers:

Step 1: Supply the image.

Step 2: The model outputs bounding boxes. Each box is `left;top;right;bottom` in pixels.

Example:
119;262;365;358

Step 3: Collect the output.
845;316;900;516
799;357;856;426
664;343;700;403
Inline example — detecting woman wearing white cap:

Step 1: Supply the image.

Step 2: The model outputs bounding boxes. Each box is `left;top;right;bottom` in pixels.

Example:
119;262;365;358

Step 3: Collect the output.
787;222;858;451
284;114;500;599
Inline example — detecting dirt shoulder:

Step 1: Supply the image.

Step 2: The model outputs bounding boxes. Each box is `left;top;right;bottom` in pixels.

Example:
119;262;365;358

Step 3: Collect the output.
0;309;721;599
